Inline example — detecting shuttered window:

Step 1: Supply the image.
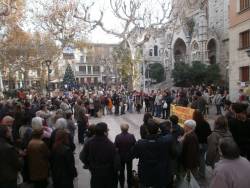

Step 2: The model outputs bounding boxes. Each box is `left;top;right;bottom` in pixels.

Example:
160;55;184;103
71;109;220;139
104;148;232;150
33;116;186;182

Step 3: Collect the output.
240;30;250;49
240;0;250;11
240;66;249;82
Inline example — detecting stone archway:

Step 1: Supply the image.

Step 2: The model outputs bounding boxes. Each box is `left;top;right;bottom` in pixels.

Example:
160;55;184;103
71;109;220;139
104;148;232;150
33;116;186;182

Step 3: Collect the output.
207;39;217;64
174;38;187;63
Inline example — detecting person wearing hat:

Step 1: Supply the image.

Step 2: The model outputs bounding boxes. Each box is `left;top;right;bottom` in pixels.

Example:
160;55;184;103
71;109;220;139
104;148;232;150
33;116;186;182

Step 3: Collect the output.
0;123;22;188
80;122;118;188
27;117;50;188
180;119;200;173
228;103;250;160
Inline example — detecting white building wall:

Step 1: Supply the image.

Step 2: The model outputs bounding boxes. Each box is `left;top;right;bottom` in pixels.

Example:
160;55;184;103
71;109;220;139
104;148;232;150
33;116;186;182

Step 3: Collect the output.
209;0;229;38
229;19;250;102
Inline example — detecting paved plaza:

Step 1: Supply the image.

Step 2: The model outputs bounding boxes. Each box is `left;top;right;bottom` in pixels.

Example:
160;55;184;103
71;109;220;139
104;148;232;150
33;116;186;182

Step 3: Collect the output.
19;105;219;188
73;105;218;188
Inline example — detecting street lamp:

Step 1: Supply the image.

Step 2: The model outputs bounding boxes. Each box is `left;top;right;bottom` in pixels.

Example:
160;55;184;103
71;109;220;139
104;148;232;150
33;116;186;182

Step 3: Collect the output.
43;60;52;96
246;48;250;57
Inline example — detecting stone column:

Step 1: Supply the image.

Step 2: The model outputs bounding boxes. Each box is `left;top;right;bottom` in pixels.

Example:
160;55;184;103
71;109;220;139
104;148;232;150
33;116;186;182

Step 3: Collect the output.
198;8;208;64
0;72;3;92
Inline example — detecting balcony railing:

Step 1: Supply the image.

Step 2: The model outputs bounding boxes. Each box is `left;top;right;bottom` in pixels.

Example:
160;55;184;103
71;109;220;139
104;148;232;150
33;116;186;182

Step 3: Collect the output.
75;71;100;76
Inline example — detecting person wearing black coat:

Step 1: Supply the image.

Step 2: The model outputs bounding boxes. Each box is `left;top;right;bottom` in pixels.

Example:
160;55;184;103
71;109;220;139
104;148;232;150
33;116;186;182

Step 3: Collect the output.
0;126;22;188
80;122;119;188
115;124;136;188
193;110;211;178
140;113;153;139
229;103;250;160
50;130;77;188
132;119;175;188
112;92;120;115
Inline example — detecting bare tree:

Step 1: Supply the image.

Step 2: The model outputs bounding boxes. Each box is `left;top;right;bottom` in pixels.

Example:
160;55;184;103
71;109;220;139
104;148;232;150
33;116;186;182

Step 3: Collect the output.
32;0;88;48
75;0;173;48
74;0;173;89
0;0;17;17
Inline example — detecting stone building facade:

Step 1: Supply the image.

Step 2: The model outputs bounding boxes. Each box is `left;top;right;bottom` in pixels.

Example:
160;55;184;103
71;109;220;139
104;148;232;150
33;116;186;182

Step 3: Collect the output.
61;43;118;86
228;0;250;101
138;0;230;89
163;0;230;86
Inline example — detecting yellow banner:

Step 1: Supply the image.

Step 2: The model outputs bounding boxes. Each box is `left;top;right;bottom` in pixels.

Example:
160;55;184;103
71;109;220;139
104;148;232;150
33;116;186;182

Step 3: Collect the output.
170;105;195;127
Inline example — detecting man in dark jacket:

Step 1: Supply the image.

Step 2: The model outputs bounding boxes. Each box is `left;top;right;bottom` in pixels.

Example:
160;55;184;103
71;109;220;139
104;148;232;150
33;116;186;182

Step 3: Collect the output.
80;122;118;188
112;92;120;115
0;125;22;188
77;106;88;144
132;119;175;187
115;124;136;188
229;103;250;160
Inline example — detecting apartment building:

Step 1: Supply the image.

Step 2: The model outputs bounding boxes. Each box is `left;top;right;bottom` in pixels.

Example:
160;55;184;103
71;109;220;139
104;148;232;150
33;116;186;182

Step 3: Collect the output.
229;0;250;101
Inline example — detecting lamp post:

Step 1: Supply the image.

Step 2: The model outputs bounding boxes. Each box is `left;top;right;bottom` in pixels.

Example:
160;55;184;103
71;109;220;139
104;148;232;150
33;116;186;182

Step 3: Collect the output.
43;60;52;96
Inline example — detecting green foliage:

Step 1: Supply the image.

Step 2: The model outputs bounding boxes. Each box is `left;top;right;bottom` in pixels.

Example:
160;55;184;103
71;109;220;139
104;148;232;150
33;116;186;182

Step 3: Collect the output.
191;61;207;84
172;61;221;87
148;63;165;83
206;63;221;84
172;63;191;87
63;64;76;89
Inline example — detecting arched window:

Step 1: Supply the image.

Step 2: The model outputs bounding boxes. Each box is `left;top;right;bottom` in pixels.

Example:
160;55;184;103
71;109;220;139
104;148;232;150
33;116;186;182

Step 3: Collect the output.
207;39;217;64
149;49;153;56
154;45;158;56
173;38;187;63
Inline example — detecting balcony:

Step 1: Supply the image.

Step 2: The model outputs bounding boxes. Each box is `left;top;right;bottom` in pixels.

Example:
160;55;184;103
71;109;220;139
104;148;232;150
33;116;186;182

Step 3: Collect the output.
75;71;100;76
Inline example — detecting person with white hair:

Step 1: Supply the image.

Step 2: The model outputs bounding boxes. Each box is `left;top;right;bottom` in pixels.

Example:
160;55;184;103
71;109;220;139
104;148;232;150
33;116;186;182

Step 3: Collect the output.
54;118;67;130
27;117;50;188
180;119;200;173
31;117;43;132
50;118;75;152
1;115;15;127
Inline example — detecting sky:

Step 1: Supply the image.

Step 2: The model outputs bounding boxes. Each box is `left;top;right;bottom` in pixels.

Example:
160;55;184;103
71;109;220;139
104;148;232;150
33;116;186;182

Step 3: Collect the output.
24;0;171;44
87;0;122;44
89;0;171;44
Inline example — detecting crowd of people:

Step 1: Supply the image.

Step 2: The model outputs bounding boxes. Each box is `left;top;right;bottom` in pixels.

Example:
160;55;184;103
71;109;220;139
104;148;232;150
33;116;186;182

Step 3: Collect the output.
0;86;249;188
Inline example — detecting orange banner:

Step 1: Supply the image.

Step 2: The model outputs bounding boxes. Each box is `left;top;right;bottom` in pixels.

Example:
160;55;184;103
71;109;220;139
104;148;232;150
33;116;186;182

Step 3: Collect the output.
170;105;195;127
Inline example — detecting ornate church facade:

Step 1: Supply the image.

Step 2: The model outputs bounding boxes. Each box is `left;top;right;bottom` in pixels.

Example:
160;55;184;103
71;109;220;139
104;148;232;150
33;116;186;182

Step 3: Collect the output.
143;0;229;88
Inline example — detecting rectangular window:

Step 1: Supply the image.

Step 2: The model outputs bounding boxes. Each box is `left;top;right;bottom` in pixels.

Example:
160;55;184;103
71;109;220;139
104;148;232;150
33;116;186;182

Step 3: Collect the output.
79;66;86;74
240;0;250;11
80;56;84;63
239;30;250;49
93;66;100;74
94;77;98;84
240;66;249;82
154;45;158;56
88;66;92;74
80;78;85;84
149;49;153;56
